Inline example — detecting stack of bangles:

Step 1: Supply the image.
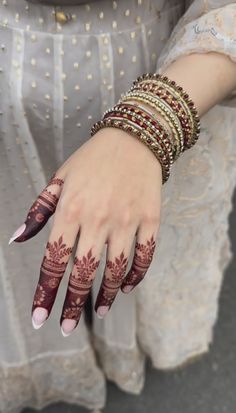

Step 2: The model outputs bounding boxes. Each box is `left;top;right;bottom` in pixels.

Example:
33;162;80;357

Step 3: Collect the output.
90;73;201;184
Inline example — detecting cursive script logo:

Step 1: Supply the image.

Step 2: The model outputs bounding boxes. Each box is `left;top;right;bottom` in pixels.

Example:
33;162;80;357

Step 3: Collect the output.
194;24;218;37
193;23;236;45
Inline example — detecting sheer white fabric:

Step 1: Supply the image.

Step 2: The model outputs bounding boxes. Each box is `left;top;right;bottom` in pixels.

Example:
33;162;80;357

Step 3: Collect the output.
0;0;236;411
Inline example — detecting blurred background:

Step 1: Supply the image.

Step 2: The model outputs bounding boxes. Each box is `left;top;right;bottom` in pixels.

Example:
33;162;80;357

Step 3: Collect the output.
23;188;236;413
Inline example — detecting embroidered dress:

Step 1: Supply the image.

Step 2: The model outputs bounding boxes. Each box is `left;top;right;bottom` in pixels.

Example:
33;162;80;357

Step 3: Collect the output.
0;0;236;411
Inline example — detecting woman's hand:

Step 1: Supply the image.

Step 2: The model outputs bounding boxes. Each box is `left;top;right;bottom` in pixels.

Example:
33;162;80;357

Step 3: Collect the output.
8;127;162;336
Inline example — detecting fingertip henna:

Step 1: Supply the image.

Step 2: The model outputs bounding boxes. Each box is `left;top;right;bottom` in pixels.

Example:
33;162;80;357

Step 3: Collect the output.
13;176;64;243
60;248;100;329
31;235;72;320
94;250;129;313
121;234;156;290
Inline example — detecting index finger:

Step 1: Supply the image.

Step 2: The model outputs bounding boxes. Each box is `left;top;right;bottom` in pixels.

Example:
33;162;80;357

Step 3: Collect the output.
9;173;64;243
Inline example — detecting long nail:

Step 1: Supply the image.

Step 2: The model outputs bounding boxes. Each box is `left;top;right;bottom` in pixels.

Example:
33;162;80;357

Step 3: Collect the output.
96;306;109;319
8;223;26;245
32;307;48;329
61;319;77;337
122;285;133;293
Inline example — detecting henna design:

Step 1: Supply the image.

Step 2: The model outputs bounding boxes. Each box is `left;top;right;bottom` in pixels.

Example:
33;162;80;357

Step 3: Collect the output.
94;251;129;312
14;173;64;242
60;248;100;327
121;235;156;291
32;235;73;317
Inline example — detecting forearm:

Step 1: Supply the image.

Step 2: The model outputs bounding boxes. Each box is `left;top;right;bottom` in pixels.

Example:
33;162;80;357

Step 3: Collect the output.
162;52;236;117
127;51;236;138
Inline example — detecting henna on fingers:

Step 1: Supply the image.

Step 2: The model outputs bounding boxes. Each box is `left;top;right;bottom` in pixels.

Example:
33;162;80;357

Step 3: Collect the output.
32;235;73;329
8;174;64;244
121;234;156;293
95;251;129;318
60;248;100;336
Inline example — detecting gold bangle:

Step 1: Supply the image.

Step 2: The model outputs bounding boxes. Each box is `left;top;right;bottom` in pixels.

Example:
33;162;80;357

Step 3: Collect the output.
141;80;195;147
120;90;184;160
104;104;175;166
132;74;201;149
91;117;171;184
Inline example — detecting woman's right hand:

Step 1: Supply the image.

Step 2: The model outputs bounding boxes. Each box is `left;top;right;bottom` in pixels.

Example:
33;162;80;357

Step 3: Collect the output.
9;125;162;336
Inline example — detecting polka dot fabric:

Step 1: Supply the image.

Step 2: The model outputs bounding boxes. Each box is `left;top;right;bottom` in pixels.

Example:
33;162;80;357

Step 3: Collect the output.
0;1;184;410
0;0;183;168
1;1;236;412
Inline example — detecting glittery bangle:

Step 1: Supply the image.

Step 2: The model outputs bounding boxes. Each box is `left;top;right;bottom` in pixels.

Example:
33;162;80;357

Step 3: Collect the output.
103;105;174;166
119;91;184;160
132;80;195;150
128;84;188;150
90;73;200;184
100;108;172;167
91;118;171;184
113;101;179;161
91;117;171;184
91;118;170;184
131;73;201;149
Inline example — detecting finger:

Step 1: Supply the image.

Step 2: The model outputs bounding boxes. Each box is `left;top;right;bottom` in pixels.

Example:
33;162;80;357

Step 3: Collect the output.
120;229;157;294
31;200;80;328
8;173;64;244
94;231;135;319
60;226;106;337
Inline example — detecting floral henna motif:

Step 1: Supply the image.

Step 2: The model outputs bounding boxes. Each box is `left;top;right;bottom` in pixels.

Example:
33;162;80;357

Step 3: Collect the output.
60;248;100;326
33;285;46;306
32;235;72;317
121;234;156;290
15;173;64;242
94;251;129;312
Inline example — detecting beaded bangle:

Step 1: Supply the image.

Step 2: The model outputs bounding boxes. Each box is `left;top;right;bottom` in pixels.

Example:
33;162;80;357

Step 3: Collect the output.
120;91;184;160
132;81;195;150
97;107;172;168
91;117;171;184
91;118;171;184
90;73;201;185
103;103;175;166
131;73;201;149
113;100;180;160
129;83;189;150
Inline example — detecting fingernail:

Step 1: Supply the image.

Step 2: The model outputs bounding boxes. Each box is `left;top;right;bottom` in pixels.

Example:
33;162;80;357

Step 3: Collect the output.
32;307;48;329
122;285;133;293
97;306;109;319
8;223;26;245
61;319;77;337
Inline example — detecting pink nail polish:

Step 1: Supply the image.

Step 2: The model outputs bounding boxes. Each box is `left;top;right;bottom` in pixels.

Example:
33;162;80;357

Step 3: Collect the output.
61;319;77;337
8;223;26;245
32;307;48;329
97;306;109;319
122;285;133;293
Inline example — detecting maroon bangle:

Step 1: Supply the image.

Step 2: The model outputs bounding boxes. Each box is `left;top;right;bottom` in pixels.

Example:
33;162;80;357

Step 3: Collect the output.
131;83;193;150
103;110;174;168
131;73;201;150
91;117;171;184
104;103;175;164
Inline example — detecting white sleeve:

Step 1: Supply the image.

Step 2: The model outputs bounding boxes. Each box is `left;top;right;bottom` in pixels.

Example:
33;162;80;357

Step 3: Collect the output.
156;0;236;105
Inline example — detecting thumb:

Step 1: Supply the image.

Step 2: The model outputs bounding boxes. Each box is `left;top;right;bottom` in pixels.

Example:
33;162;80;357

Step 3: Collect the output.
8;174;64;244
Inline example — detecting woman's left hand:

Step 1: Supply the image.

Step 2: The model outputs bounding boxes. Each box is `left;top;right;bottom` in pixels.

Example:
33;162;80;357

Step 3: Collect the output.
9;126;162;336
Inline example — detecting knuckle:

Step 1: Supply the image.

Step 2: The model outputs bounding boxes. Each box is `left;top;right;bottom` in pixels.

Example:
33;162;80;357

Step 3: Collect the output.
118;209;133;227
142;210;160;225
92;208;110;226
57;196;81;223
